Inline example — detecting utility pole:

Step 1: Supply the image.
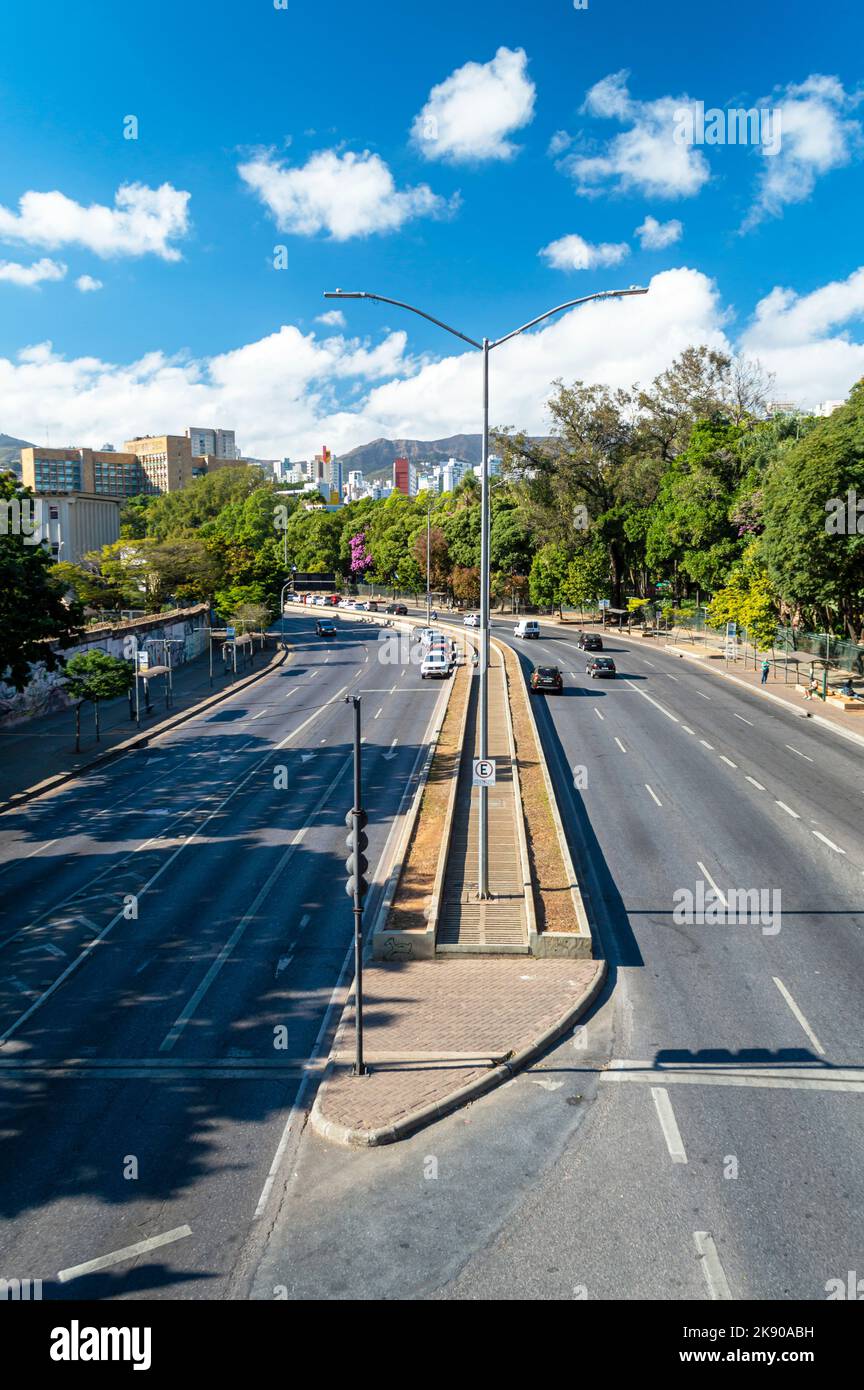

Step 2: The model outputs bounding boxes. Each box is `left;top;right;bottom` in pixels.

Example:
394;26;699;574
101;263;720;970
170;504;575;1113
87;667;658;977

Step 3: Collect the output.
426;491;432;625
345;696;369;1076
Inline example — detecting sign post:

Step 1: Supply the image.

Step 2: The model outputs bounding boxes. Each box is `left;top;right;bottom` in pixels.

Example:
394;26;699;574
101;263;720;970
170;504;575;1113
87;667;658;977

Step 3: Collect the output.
472;758;496;788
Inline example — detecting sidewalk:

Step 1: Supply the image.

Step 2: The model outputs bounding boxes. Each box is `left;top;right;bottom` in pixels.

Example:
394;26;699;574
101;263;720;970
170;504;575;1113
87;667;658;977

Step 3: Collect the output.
312;955;605;1145
0;639;279;809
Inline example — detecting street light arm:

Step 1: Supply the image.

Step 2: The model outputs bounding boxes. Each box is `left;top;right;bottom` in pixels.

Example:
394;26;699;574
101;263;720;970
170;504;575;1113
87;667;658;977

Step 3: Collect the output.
490;286;649;350
324;290;483;350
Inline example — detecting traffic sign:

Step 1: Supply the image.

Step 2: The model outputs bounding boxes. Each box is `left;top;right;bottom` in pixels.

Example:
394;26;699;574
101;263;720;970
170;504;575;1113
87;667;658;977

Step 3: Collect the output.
225;626;236;639
598;599;610;610
472;759;496;787
137;650;150;672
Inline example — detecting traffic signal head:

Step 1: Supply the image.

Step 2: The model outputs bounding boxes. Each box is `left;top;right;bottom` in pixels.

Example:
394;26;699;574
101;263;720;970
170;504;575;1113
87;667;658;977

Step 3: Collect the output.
345;808;370;900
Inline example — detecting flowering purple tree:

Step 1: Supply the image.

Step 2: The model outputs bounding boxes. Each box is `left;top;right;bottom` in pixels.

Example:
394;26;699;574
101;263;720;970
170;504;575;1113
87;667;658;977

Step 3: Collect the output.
349;531;373;577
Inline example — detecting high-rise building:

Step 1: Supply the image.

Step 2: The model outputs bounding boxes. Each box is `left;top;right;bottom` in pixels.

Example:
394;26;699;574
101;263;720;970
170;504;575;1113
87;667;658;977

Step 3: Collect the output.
187;426;239;459
393;457;417;496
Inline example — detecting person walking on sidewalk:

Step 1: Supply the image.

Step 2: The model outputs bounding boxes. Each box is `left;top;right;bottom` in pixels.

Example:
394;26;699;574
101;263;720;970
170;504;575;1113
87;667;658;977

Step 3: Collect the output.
761;658;770;685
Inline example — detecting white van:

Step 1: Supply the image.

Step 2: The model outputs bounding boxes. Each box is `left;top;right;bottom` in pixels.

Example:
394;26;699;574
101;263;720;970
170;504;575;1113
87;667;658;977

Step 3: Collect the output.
514;620;540;639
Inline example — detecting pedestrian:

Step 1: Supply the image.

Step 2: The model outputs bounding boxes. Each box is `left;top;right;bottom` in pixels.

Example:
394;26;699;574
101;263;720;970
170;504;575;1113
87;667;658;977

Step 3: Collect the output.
760;658;770;685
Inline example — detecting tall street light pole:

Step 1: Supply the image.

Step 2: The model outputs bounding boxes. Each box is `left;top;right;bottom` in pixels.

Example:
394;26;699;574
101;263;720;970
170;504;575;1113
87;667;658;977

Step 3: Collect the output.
325;285;648;898
426;489;432;626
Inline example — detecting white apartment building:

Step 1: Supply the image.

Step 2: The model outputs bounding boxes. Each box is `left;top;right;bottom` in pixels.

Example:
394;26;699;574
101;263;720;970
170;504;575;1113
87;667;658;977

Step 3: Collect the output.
186;426;240;459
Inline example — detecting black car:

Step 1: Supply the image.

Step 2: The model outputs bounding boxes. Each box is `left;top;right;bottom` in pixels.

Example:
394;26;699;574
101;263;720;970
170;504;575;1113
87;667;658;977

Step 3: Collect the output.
579;634;603;651
530;665;563;694
586;656;616;678
316;618;336;637
385;603;408;615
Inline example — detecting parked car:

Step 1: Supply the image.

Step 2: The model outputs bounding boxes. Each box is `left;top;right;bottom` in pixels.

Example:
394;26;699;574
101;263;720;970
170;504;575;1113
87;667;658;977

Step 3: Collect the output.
586;656;616;678
385;603;408;615
326;594;342;606
420;650;451;679
353;601;368;611
367;600;380;612
463;613;480;627
530;664;563;694
514;620;541;639
316;618;336;637
580;634;603;651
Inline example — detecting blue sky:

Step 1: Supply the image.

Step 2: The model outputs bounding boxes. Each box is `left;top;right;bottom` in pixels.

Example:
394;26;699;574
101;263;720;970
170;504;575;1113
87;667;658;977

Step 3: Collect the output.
1;0;862;456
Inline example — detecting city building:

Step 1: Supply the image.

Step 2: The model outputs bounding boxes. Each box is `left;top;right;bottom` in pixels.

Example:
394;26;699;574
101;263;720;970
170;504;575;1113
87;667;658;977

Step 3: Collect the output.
393;457;417;496
22;433;246;502
33;493;122;565
186;426;239;459
816;400;846;417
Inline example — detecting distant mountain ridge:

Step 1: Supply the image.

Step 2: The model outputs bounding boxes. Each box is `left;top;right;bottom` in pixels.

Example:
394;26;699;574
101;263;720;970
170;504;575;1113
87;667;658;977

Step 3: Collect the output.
339;434;482;481
0;433;33;477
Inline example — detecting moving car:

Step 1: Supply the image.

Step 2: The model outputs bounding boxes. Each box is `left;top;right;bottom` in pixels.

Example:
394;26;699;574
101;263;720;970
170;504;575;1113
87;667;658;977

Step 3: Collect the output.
530;665;563;694
386;603;407;615
326;594;342;606
420;650;451;679
316;618;336;637
514;620;540;639
586;656;616;678
579;633;603;651
353;601;368;611
367;601;380;612
463;613;480;627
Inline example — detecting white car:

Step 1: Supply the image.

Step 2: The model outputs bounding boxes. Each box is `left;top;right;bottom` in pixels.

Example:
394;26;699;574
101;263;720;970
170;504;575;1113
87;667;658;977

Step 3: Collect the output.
416;628;438;646
463;613;480;627
420;650;451;679
353;601;368;611
514;620;540;638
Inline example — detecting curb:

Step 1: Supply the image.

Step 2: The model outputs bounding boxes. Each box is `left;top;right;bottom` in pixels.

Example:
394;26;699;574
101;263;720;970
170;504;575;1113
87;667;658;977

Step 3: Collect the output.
0;645;289;815
310;956;607;1147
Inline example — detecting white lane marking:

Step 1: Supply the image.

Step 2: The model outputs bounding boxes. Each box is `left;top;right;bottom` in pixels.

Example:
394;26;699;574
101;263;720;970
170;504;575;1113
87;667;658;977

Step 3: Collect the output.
159;752;354;1053
275;953;294;978
733;713;754;726
298;912;311;931
682;725;695;735
696;691;711;700
719;755;737;768
651;1087;688;1164
625;680;679;723
773;977;826;1056
284;689;298;699
251;710;266;720
382;738;399;761
614;737;627;753
786;744;813;762
254;950;354;1219
694;1232;732;1301
776;800;800;819
812;830;846;855
645;784;662;807
374;707;383;719
699;739;714;750
696;861;728;908
58;1225;192;1283
643;659;657;668
594;708;605;721
745;776;766;791
308;670;318;679
666;673;679;682
605;1060;864;1094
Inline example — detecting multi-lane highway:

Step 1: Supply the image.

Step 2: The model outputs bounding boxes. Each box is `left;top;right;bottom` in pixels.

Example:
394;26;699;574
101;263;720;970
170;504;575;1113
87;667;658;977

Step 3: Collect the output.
252;614;864;1302
0;611;447;1299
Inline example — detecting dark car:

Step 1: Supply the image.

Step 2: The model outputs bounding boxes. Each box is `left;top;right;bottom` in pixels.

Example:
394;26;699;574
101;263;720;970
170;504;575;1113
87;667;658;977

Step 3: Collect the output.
367;600;380;612
316;618;336;637
385;603;408;615
586;656;616;678
579;634;603;651
530;664;563;694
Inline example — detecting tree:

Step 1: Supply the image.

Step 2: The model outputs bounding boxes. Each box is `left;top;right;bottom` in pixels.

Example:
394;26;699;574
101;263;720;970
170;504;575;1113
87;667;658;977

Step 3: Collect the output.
562;541;609;620
64;648;134;750
761;383;864;639
0;475;83;689
529;542;570;614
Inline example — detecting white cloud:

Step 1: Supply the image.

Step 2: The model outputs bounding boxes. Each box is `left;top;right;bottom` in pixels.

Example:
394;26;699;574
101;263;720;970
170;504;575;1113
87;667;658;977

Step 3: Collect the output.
6;267;864;457
745;74;863;227
559;71;710;198
239;149;453;241
635;215;683;249
316;309;346;328
0;258;66;288
0;183;190;261
75;274;103;293
547;130;572;157
411;46;535;163
540;233;630;271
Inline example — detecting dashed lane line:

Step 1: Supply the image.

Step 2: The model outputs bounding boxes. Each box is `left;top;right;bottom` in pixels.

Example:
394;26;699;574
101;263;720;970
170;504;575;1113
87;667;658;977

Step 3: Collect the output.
594;708;605;721
745;776;766;791
624;680;680;724
58;1225;192;1284
733;713;754;725
645;784;663;807
651;1087;688;1164
696;861;728;908
776;800;800;819
773;977;826;1056
614;737;627;753
719;755;737;768
786;744;814;762
812;830;846;855
694;1233;733;1301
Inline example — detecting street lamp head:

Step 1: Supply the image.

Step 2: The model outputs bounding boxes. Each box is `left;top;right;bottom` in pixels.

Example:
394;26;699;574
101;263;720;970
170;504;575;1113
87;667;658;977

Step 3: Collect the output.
324;290;365;299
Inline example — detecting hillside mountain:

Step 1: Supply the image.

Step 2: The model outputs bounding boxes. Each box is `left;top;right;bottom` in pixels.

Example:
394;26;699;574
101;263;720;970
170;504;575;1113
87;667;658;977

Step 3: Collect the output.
0;433;33;477
339;435;482;481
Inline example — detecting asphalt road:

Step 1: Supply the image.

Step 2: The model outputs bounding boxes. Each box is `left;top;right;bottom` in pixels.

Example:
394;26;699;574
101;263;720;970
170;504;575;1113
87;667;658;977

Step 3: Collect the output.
251;614;864;1302
0;610;450;1300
